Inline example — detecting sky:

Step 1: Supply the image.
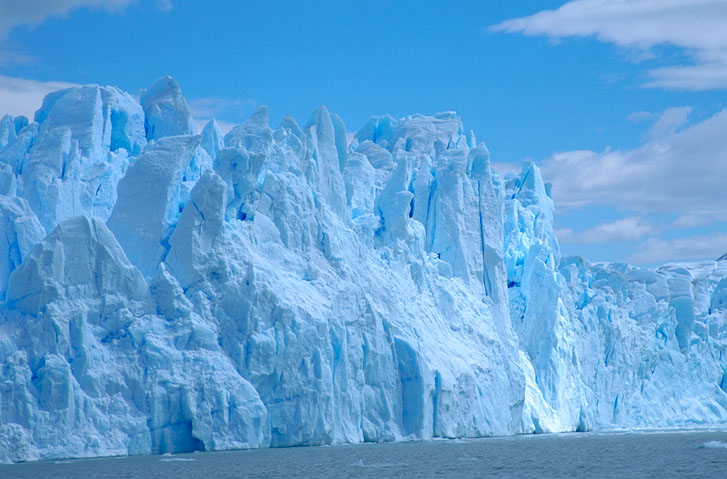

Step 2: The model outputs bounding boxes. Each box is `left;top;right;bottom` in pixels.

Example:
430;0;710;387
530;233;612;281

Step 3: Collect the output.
0;0;725;266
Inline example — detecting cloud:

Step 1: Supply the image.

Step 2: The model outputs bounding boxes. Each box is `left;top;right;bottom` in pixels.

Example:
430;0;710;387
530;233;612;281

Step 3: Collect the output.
157;0;173;12
188;97;257;121
645;62;727;90
0;46;36;67
627;106;692;139
644;106;691;139
490;161;520;178
0;74;79;119
557;217;654;245
189;96;257;135
627;232;727;264
540;107;727;216
0;0;134;39
669;214;727;230
491;0;727;90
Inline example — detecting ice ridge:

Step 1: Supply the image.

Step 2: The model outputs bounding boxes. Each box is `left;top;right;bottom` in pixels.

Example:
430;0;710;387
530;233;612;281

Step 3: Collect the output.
0;78;726;463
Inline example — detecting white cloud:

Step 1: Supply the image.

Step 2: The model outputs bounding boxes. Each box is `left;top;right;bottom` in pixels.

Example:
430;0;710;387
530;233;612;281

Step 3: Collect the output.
0;46;36;67
644;106;691;139
628;111;657;123
157;0;173;12
627;232;727;264
0;0;134;39
189;97;256;121
540;107;727;216
491;0;727;90
189;96;257;135
0;74;79;119
490;161;520;178
627;106;692;139
645;62;727;91
669;214;727;230
557;217;653;245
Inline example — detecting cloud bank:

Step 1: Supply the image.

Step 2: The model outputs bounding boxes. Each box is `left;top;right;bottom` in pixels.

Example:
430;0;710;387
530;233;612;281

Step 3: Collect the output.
0;0;134;39
491;0;727;90
0;74;79;119
541;108;727;216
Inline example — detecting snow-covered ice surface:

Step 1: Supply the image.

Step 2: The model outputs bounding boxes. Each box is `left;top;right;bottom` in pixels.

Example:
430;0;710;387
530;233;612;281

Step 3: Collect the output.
0;76;726;463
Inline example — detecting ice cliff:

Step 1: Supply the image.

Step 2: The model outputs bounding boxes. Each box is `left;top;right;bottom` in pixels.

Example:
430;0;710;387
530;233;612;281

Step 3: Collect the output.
0;77;726;462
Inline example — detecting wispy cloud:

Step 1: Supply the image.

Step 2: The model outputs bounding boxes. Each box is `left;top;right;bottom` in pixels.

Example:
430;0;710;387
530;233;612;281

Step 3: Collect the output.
0;45;36;67
189;96;257;134
669;214;727;230
491;0;727;91
188;96;257;120
0;74;79;119
540;107;727;217
490;161;520;178
645;62;727;91
628;232;727;264
157;0;173;12
557;217;654;245
643;106;691;139
0;0;136;64
0;0;134;39
627;106;692;139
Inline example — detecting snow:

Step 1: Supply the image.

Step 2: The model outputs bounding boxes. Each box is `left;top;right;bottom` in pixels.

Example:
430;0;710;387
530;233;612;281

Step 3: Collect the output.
0;76;726;463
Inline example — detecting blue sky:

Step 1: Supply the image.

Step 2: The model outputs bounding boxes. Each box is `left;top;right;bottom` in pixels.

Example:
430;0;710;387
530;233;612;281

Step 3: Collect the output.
1;0;726;265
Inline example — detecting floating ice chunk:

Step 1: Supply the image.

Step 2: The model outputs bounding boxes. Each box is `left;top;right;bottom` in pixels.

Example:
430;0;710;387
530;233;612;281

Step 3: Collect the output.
701;441;727;449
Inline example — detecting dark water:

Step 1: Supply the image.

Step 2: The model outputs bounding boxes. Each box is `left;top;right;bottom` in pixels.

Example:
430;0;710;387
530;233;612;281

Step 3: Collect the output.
2;431;727;478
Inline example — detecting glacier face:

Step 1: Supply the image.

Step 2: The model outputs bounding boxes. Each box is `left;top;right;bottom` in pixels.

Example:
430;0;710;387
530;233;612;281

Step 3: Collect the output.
0;76;726;463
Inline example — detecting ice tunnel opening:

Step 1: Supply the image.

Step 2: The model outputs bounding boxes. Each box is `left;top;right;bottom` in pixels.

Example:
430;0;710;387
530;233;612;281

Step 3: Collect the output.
151;419;206;455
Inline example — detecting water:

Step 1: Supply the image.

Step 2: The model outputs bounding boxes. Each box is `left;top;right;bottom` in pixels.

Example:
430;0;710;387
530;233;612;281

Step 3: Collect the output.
2;431;727;478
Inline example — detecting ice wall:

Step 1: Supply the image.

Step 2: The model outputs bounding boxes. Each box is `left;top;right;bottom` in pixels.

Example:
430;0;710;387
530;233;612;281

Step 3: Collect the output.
0;78;726;463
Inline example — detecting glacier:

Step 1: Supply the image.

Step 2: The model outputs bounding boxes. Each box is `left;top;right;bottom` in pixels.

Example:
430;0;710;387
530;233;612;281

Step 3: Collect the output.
0;76;726;463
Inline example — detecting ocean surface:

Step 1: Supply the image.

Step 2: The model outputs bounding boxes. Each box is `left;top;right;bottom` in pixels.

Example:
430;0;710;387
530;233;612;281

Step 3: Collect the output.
2;430;727;478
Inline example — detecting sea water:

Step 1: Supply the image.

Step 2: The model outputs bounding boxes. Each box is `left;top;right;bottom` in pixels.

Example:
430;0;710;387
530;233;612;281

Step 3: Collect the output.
2;431;726;478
